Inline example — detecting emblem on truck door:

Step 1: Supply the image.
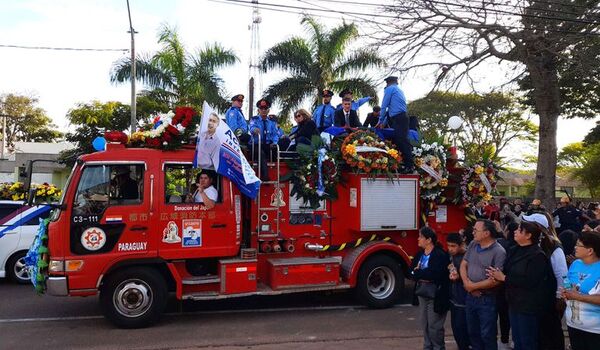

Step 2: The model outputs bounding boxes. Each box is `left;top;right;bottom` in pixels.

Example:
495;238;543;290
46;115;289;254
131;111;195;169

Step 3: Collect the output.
162;221;181;243
80;227;107;251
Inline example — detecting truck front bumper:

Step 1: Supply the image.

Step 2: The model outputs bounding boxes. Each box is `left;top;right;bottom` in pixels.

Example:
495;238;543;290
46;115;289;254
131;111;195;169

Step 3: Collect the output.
46;276;68;296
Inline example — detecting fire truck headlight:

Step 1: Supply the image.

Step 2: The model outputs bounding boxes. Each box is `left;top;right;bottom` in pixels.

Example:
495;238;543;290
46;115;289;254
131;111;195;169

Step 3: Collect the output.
49;260;65;273
260;224;270;232
65;260;84;272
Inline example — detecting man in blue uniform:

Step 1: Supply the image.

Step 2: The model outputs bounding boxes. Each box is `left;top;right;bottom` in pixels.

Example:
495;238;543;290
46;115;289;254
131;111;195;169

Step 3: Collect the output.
249;99;279;180
335;89;372;112
312;89;336;132
225;94;250;143
376;76;413;172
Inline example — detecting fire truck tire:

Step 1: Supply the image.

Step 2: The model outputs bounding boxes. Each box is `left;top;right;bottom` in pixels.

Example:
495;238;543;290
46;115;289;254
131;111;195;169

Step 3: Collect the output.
354;255;403;309
100;267;168;329
6;251;30;284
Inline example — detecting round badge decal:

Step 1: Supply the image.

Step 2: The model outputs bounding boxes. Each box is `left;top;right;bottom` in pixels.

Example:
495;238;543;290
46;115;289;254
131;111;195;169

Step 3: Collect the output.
81;227;107;251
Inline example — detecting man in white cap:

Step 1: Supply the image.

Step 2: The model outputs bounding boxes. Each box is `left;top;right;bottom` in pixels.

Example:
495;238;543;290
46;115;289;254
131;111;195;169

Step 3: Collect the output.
521;212;568;350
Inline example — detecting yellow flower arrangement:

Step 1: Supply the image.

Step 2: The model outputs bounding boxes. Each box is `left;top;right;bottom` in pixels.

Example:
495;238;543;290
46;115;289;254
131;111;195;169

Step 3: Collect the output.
340;130;402;176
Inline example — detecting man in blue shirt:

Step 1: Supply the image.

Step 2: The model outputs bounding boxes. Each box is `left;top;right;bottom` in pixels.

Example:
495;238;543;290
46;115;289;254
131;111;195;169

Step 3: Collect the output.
249;99;279;180
225;94;250;143
335;88;372;112
376;76;413;172
312;89;336;132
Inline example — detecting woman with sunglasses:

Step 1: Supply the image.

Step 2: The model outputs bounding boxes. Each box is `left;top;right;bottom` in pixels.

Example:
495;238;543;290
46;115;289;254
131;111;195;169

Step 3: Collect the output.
562;231;600;350
286;109;318;151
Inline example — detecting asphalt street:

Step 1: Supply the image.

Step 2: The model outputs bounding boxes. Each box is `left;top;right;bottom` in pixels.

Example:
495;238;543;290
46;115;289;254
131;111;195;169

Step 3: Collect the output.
0;279;461;350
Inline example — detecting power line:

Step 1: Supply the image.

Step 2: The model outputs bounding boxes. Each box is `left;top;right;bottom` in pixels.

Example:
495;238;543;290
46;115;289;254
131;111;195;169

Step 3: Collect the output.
213;0;600;36
217;0;600;26
0;44;127;52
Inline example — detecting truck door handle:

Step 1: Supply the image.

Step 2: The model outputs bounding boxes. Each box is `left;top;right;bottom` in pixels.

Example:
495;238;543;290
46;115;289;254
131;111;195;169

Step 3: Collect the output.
211;223;227;228
130;226;148;231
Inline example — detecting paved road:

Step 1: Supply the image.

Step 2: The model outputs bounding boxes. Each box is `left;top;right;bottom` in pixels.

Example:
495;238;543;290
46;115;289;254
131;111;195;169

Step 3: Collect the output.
0;279;461;350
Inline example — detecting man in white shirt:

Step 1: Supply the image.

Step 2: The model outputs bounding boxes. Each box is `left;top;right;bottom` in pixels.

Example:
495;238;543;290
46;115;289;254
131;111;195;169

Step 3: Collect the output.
192;171;218;209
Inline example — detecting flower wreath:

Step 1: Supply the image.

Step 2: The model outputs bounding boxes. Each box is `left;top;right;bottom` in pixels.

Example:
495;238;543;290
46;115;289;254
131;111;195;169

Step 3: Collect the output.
285;135;341;209
340;130;402;176
129;106;200;150
457;161;500;206
412;142;449;201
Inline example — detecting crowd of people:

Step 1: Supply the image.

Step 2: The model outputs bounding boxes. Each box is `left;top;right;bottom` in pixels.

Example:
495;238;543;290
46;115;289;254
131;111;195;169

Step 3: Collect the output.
216;79;600;350
411;197;600;350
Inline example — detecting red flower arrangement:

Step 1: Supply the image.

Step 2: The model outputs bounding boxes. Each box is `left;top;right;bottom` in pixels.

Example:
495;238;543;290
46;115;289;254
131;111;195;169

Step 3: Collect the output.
129;107;200;150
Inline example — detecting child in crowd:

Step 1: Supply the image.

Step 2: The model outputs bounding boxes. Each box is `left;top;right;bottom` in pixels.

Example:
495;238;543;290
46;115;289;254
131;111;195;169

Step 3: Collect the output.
447;233;470;350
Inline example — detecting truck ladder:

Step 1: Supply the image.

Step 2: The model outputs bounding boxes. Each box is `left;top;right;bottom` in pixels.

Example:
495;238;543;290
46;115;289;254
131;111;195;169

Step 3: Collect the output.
252;134;282;239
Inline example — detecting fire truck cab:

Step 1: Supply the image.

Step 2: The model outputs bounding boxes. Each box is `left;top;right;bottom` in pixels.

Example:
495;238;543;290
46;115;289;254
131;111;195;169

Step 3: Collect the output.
42;140;464;328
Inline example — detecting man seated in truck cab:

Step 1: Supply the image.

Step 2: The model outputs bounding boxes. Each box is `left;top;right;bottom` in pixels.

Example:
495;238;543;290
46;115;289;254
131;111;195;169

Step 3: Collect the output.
188;170;217;209
111;166;139;200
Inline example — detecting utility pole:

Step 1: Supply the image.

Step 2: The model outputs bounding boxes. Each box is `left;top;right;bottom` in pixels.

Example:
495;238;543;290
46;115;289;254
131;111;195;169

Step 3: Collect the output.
248;0;262;117
126;0;137;134
0;114;7;160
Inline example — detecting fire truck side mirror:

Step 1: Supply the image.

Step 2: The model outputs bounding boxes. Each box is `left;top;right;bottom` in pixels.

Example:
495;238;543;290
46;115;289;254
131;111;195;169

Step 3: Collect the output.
27;188;36;206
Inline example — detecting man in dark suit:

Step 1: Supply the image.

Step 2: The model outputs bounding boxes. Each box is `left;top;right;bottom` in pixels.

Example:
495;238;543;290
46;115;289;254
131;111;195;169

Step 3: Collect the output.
334;98;362;128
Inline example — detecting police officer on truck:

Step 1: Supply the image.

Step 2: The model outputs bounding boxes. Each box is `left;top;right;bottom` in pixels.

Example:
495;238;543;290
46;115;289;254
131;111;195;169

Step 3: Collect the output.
376;76;413;172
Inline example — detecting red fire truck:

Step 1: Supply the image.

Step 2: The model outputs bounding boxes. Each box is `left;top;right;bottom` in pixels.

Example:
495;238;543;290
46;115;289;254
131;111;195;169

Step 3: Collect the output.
37;136;466;328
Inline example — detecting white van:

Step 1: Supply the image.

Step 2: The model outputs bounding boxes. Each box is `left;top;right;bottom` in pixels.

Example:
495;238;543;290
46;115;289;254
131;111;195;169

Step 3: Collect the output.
0;200;52;284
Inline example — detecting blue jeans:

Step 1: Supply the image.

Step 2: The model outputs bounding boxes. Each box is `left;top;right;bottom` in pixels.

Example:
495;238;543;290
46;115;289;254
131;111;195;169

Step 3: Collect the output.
450;303;471;350
509;311;539;350
465;294;498;350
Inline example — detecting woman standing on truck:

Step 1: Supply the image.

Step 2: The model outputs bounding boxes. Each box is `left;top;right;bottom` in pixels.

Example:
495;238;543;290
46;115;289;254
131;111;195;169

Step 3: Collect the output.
411;227;450;350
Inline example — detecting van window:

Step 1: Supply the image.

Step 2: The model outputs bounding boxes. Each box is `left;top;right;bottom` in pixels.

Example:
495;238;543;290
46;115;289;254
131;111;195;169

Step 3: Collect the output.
72;165;144;216
25;209;52;226
164;165;220;204
0;204;20;221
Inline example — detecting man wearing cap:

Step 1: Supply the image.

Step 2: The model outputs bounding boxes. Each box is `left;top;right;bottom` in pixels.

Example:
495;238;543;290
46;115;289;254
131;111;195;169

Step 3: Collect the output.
249;99;279;180
553;196;588;232
111;166;139;200
376;76;413;172
225;94;249;143
335;89;372;112
364;106;381;128
312;89;336;132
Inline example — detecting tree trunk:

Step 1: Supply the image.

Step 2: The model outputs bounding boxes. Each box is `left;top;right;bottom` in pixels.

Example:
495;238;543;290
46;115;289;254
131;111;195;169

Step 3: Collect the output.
526;54;561;209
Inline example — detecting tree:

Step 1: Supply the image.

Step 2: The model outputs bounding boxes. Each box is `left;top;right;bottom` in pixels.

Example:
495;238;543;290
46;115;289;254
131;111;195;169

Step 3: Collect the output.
58;101;130;166
111;25;238;111
379;0;600;207
557;142;586;168
583;120;600;145
572;143;600;198
261;17;385;117
0;93;62;150
408;91;537;163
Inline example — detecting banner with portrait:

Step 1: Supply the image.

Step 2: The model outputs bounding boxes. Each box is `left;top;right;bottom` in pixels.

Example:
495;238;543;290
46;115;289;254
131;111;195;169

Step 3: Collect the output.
194;102;261;199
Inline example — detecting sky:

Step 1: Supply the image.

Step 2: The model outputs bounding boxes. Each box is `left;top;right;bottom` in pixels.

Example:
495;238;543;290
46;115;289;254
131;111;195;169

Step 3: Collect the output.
0;0;597;158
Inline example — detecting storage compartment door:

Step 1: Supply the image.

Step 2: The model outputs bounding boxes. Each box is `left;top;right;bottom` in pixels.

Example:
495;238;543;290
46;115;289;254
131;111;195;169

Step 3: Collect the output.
360;178;418;231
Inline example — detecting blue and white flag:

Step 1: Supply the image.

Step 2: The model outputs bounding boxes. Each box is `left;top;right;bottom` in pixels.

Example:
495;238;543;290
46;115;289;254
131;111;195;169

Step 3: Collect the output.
194;101;261;199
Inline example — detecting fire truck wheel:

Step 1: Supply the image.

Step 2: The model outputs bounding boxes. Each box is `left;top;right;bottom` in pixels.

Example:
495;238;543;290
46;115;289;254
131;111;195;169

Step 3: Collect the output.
100;267;168;329
355;255;403;309
7;251;30;284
